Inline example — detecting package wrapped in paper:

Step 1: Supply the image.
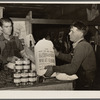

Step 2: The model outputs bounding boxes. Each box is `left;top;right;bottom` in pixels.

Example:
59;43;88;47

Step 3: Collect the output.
56;73;78;81
6;62;15;69
34;38;56;76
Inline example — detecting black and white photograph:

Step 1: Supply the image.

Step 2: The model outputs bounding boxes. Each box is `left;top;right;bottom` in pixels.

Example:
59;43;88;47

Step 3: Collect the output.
0;1;100;99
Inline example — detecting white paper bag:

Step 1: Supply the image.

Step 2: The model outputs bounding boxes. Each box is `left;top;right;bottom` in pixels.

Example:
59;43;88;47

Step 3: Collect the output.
34;38;56;76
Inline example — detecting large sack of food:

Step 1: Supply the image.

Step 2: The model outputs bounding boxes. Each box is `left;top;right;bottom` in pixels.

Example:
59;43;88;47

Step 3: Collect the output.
34;38;56;76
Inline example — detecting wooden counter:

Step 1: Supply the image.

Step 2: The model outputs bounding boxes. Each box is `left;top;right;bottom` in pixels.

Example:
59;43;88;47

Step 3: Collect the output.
0;78;74;90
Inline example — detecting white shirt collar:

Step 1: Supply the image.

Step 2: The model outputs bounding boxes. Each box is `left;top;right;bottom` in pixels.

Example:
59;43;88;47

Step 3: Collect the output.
72;38;84;48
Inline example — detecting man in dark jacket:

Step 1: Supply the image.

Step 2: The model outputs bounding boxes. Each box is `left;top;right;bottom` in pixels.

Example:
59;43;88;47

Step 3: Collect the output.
0;18;25;86
45;21;96;90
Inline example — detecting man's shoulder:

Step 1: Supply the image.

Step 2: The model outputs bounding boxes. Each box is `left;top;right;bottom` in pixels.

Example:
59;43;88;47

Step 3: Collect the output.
76;40;92;50
78;40;91;46
11;36;20;41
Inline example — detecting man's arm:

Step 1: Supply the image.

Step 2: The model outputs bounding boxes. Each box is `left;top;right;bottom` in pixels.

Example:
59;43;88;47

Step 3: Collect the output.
53;44;86;75
23;46;35;63
57;52;72;62
54;48;72;62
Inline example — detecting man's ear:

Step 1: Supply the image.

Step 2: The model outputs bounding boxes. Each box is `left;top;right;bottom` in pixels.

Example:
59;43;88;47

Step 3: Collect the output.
80;31;84;37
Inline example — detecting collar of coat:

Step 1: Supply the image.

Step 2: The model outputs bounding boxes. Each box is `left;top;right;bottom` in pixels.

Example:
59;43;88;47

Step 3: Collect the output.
72;38;84;48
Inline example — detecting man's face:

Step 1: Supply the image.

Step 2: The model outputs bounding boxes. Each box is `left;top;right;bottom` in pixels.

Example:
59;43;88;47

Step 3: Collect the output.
69;26;83;42
1;22;12;36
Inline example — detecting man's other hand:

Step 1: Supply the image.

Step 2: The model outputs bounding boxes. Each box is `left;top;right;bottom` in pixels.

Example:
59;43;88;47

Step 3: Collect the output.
44;66;54;77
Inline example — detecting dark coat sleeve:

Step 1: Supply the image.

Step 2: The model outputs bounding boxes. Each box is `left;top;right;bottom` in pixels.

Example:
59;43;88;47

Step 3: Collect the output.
57;52;72;62
53;43;87;75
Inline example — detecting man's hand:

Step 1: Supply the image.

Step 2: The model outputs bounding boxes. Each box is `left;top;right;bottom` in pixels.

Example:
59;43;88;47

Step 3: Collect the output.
7;56;19;63
44;66;54;77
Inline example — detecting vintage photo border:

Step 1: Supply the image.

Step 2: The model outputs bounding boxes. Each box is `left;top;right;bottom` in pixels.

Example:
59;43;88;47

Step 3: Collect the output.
0;0;99;99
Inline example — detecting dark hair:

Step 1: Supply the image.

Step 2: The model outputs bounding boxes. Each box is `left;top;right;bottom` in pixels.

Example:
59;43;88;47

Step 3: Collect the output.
0;17;13;27
71;21;88;36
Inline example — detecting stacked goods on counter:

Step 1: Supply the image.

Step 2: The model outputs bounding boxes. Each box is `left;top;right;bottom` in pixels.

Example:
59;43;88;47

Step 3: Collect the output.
13;59;22;86
14;38;56;85
13;58;37;86
28;70;37;85
34;38;56;76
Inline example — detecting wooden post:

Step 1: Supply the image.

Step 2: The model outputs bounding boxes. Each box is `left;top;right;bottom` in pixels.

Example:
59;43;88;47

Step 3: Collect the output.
0;7;4;35
0;7;4;18
25;11;32;35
